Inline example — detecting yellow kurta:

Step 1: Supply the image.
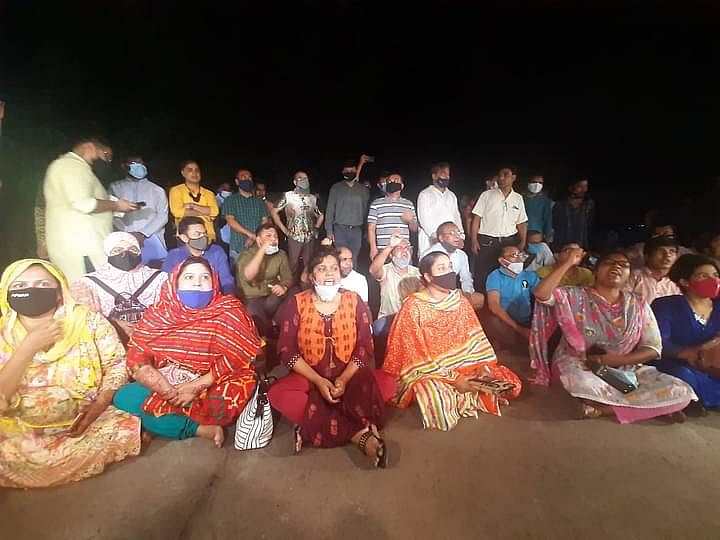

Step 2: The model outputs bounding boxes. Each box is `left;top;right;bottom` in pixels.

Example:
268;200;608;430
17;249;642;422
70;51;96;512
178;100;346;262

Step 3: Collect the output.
44;152;113;282
168;184;219;240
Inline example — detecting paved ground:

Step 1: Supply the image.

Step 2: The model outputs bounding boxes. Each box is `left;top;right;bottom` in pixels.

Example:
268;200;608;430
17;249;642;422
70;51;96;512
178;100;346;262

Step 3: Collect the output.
2;354;720;540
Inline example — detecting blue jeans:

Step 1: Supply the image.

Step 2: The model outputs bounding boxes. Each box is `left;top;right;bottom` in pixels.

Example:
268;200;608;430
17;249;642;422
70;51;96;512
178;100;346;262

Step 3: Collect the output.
333;225;362;264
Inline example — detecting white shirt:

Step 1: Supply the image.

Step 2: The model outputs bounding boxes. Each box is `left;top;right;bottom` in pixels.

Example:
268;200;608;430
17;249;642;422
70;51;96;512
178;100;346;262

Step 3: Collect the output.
340;270;369;302
109;177;169;246
471;188;528;238
423;242;475;294
417;185;464;255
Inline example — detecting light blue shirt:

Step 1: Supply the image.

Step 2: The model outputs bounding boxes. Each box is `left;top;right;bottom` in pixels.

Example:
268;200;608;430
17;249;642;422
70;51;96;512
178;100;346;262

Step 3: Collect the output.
109;177;169;246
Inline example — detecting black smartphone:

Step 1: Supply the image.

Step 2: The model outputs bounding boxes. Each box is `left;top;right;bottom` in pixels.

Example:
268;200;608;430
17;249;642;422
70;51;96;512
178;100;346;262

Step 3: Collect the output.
135;201;147;207
365;155;375;163
589;363;638;394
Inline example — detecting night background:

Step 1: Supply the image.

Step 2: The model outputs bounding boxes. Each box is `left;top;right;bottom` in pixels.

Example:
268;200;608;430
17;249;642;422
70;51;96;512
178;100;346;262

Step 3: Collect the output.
1;0;719;268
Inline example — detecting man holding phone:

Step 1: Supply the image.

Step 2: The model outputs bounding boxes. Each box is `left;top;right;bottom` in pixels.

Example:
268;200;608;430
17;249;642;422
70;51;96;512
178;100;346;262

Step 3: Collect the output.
109;156;169;266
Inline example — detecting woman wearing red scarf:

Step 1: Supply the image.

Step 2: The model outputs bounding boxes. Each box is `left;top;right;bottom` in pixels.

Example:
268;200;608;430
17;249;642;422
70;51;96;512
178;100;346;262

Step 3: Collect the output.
114;257;263;447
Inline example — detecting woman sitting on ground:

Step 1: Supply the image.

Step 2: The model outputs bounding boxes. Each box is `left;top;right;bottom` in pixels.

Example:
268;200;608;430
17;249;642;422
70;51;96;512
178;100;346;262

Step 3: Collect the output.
268;248;395;468
383;251;522;431
652;254;720;411
71;232;167;342
0;259;140;488
114;256;262;447
531;248;697;422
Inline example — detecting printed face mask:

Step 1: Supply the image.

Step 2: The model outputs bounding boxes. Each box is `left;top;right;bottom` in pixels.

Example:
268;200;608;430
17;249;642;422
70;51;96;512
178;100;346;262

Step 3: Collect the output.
108;250;142;271
128;162;148;180
8;287;59;317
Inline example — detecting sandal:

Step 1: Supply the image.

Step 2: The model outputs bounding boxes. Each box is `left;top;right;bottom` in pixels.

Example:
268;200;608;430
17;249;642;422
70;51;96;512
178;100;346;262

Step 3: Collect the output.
293;425;303;454
357;425;388;469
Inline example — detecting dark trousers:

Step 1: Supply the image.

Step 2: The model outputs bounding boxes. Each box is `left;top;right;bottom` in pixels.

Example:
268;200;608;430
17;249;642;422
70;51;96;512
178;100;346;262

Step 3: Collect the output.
245;295;285;338
473;233;520;293
333;224;362;265
287;237;314;277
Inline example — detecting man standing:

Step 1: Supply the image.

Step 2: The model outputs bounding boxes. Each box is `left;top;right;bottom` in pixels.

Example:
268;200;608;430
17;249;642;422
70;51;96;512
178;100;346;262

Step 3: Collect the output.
417;162;464;255
523;175;553;242
627;236;681;304
44;138;138;281
424;222;484;309
470;166;528;293
325;155;371;264
222;169;270;262
215;181;234;247
109;156;169;265
552;177;595;250
338;245;369;303
168;160;219;241
272;171;324;276
367;172;418;260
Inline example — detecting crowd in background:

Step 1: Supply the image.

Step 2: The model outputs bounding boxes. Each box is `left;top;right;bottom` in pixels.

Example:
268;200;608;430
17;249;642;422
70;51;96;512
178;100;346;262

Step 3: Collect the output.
2;137;720;488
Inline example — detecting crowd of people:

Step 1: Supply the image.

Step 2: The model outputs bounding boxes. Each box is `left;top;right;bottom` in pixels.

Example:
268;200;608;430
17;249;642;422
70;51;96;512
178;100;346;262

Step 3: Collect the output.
2;137;720;488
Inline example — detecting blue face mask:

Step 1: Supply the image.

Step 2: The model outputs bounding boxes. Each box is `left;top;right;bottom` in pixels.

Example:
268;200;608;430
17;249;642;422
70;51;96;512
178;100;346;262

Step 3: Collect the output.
177;290;213;309
527;243;541;254
237;180;253;193
128;162;148;180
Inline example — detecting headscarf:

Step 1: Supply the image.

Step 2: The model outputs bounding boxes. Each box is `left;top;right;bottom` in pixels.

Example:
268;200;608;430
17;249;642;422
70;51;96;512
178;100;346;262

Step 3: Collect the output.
72;232;167;317
103;231;140;256
0;259;91;363
128;257;263;368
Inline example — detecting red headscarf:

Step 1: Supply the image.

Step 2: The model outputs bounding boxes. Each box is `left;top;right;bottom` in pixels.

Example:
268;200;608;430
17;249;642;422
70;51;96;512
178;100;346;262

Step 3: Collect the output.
127;258;263;410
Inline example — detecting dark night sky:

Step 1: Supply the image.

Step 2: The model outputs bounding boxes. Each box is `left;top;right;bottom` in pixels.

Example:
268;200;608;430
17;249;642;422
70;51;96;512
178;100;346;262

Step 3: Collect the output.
2;0;720;235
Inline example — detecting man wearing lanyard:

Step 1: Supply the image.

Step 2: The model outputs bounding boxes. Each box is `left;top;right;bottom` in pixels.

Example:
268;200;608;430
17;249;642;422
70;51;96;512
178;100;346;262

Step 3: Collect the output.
470;166;528;293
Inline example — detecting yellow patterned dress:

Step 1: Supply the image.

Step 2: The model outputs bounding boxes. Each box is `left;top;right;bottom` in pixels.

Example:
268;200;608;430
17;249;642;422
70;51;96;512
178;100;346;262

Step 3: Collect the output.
0;259;141;488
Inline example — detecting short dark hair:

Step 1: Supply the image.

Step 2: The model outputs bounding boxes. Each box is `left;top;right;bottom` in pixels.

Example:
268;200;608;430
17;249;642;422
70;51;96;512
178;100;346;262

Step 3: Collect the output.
436;221;457;238
178;216;206;235
643;236;679;258
180;159;198;170
74;137;108;147
419;251;449;278
255;222;278;237
595;250;630;267
342;159;357;169
431;162;450;175
669;254;720;285
308;247;341;274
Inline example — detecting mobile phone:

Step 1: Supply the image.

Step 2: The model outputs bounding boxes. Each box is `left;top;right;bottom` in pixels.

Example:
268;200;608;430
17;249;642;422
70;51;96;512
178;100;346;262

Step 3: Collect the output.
365;155;375;163
135;201;147;207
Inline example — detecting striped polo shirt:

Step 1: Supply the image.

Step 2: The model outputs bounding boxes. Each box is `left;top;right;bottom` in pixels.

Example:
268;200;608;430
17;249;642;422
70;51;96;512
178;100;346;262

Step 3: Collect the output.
367;195;417;249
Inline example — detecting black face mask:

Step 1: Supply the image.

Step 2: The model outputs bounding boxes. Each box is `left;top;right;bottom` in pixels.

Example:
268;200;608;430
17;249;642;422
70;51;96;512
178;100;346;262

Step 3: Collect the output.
8;287;59;317
342;173;356;182
431;271;457;291
92;159;112;180
108;251;142;271
385;182;402;193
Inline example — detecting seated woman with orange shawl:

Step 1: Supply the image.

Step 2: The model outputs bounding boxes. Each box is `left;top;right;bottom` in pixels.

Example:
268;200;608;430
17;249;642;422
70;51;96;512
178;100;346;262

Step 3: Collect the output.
383;251;522;431
268;249;396;468
0;259;140;488
114;256;263;447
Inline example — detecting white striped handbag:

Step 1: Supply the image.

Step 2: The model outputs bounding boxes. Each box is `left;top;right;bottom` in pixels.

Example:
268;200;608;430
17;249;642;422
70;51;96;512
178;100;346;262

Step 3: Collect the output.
234;376;274;450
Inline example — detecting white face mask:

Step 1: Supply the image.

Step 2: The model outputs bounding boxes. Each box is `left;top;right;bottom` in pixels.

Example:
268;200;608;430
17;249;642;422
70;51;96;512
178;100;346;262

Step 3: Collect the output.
506;261;525;274
220;190;232;198
265;245;279;256
528;182;543;194
314;282;341;301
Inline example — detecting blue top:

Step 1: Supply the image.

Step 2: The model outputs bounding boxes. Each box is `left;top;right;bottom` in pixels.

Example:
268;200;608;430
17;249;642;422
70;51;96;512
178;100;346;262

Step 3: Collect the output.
486;268;540;325
162;244;235;294
651;295;720;357
523;193;553;239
